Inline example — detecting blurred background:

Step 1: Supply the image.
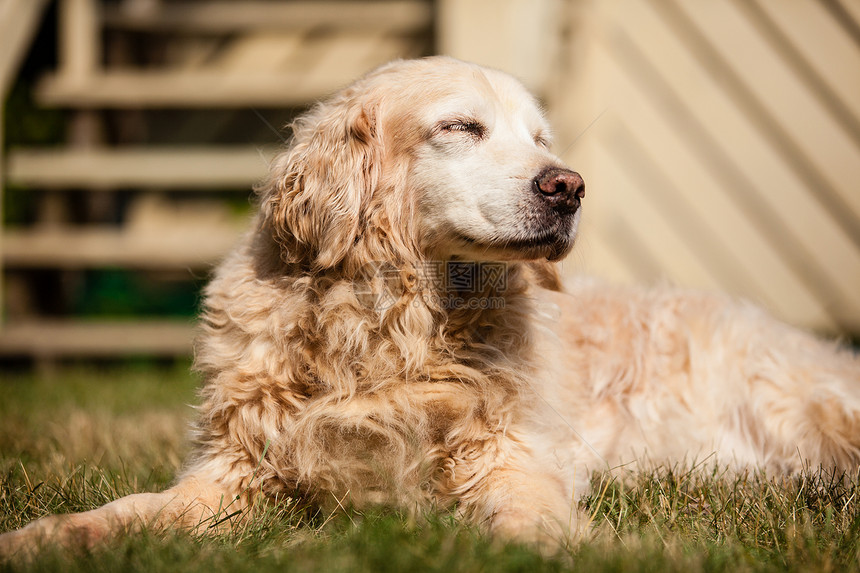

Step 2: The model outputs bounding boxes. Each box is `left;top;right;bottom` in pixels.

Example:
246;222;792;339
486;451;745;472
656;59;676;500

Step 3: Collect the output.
0;0;858;370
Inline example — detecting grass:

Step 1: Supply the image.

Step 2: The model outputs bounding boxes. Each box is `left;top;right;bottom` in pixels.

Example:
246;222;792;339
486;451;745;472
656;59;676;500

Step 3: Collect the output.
2;365;860;572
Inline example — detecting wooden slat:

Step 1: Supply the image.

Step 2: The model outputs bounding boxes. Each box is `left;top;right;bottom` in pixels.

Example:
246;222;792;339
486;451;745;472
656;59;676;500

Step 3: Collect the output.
208;33;306;73
437;0;557;91
0;0;50;95
36;25;418;108
59;0;99;84
3;227;240;269
102;0;432;34
0;320;195;356
296;32;416;91
36;70;358;108
7;146;276;189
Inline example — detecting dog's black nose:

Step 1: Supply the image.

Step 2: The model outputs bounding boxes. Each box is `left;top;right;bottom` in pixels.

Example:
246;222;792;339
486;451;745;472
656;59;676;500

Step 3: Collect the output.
533;168;585;212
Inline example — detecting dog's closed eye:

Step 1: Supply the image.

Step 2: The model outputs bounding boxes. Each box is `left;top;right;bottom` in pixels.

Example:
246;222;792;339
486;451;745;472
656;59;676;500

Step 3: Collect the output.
533;132;551;149
436;118;486;139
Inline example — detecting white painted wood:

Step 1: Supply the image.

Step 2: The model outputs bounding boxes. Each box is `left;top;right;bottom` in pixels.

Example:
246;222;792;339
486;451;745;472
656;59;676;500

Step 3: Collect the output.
594;44;837;329
0;320;195;356
678;0;860;223
58;0;100;84
437;0;561;92
102;0;432;33
752;0;860;125
0;0;50;95
607;0;860;323
3;227;241;268
7;146;276;189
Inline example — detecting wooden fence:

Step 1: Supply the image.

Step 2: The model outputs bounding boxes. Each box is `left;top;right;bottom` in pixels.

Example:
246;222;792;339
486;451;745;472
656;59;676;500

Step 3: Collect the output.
1;0;858;360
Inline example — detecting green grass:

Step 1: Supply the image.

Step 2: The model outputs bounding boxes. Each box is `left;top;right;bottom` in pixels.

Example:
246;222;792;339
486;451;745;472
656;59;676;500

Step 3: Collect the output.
2;365;860;572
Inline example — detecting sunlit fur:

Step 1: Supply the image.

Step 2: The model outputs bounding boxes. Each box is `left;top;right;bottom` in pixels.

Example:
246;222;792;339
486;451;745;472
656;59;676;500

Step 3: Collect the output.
2;57;858;556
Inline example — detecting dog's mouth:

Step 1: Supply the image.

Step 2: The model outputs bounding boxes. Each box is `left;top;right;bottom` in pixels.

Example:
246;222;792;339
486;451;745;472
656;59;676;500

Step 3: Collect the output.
453;221;576;262
513;232;575;262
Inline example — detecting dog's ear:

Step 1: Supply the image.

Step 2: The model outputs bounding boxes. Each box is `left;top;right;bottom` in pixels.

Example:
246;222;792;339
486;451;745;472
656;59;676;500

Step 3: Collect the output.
260;94;381;270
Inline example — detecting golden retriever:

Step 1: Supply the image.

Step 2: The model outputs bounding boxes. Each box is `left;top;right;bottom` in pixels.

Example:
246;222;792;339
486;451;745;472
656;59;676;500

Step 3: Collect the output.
2;56;859;555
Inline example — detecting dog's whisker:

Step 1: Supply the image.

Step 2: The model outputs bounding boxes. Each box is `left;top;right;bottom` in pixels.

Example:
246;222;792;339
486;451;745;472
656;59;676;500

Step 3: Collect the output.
251;107;290;144
558;107;609;160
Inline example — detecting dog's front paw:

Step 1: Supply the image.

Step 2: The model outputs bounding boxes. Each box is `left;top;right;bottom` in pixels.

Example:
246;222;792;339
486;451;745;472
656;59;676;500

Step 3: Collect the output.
490;508;573;555
0;512;110;561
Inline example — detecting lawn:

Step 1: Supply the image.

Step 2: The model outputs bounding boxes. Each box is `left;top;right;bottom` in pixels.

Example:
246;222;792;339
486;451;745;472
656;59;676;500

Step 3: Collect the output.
1;364;859;572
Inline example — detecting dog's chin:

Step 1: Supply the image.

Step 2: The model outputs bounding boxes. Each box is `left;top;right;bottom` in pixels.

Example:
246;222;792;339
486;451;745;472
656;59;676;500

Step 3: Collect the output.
503;235;576;262
451;229;576;262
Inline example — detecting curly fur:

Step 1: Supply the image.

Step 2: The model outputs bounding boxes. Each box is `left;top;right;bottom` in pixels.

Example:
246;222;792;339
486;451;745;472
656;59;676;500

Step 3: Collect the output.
2;57;859;556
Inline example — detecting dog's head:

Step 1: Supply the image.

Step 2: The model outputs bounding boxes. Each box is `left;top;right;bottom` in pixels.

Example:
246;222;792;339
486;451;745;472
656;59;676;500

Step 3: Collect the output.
259;57;584;272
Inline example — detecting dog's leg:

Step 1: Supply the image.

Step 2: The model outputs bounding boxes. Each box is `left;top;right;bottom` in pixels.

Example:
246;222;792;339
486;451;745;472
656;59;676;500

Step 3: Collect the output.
714;307;860;473
748;334;860;472
0;475;241;558
485;472;578;546
451;441;580;552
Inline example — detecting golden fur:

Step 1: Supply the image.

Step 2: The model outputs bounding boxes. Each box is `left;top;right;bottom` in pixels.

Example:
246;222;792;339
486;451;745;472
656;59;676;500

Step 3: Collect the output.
2;57;859;555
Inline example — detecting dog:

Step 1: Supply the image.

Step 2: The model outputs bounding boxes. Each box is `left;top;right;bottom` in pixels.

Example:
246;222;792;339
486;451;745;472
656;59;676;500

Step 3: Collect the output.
2;56;859;555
